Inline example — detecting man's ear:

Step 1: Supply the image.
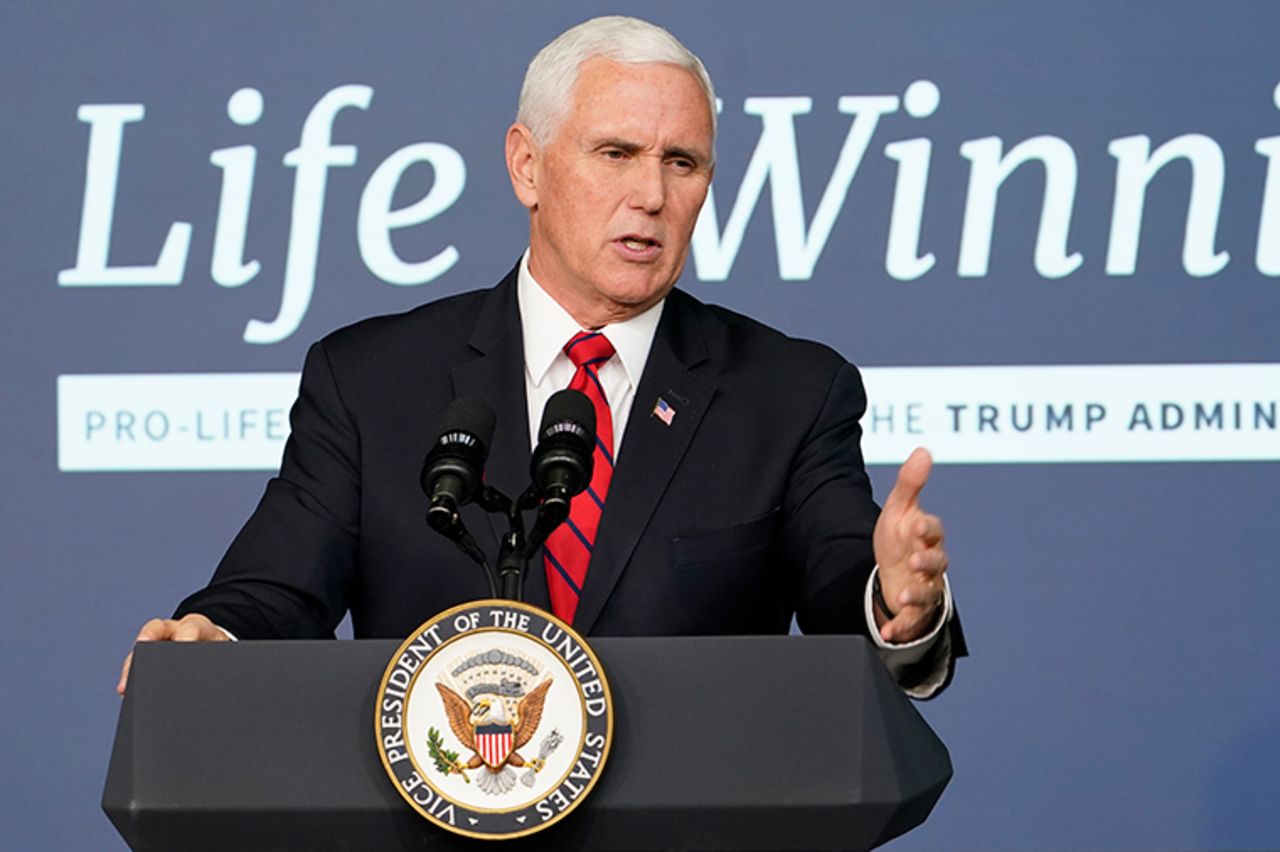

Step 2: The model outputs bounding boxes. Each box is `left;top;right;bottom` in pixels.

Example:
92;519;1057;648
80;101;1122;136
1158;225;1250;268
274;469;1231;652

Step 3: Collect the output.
505;123;539;209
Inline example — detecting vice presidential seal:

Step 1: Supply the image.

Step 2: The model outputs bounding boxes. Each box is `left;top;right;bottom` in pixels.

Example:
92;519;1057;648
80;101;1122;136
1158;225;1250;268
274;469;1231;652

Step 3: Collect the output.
375;600;613;839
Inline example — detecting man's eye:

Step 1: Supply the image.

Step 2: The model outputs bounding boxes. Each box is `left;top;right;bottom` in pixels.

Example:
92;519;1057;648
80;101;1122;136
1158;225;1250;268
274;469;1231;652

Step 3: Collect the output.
602;149;626;160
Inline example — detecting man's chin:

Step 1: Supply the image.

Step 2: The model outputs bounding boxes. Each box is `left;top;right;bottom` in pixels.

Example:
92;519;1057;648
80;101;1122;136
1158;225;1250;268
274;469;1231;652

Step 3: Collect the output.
604;280;675;307
602;264;682;299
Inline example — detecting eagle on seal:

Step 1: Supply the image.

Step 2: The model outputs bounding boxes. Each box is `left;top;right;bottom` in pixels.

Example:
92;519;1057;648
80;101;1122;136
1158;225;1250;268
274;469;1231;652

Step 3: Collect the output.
435;678;553;793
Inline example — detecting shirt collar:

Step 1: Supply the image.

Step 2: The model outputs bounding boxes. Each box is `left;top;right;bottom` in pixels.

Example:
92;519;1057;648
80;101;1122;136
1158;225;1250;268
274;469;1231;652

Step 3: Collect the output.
516;250;664;389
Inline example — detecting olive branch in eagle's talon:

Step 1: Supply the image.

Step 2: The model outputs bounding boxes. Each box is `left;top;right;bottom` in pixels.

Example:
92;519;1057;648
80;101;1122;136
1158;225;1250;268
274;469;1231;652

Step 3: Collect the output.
427;726;470;783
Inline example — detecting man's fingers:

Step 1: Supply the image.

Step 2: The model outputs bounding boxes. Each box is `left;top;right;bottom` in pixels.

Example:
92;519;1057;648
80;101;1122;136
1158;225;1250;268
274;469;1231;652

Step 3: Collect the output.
174;616;211;641
138;613;225;643
883;447;933;513
913;513;945;548
879;600;944;643
118;614;225;696
909;545;948;576
880;610;927;643
118;618;176;697
136;617;179;642
878;556;947;643
897;580;944;610
116;651;134;697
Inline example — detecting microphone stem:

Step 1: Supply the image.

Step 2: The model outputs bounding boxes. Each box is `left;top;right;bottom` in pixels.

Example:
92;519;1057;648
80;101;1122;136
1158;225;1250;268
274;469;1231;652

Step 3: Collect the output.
496;529;526;601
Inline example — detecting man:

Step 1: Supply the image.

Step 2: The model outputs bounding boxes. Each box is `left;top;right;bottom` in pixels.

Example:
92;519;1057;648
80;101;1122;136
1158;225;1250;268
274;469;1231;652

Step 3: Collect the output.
119;16;964;697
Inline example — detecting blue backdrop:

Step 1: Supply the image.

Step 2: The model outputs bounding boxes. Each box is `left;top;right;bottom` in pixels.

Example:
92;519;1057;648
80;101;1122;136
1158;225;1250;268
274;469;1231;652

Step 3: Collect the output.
2;2;1278;849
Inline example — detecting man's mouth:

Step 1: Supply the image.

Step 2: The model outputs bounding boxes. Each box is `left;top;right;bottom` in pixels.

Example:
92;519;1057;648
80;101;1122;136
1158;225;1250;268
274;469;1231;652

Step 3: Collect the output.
618;236;660;251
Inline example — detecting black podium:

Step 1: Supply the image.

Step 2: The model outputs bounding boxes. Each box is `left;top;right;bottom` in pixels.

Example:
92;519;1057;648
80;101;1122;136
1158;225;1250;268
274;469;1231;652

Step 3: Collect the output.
105;636;951;851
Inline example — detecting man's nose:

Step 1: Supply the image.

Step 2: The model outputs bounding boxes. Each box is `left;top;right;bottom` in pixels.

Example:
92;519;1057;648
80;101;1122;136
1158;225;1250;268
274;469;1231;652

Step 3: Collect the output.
628;157;666;213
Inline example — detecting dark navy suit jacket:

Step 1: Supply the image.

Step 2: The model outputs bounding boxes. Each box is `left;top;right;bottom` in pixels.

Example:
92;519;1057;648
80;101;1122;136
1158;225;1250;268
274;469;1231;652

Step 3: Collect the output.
178;267;965;687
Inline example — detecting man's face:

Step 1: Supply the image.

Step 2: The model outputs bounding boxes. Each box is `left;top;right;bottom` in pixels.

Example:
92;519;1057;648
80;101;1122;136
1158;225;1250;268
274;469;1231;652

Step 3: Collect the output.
508;57;715;327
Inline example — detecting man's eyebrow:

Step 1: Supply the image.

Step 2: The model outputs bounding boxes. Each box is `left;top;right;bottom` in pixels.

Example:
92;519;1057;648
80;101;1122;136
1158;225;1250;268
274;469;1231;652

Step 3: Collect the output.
590;137;643;154
664;146;710;167
590;137;710;167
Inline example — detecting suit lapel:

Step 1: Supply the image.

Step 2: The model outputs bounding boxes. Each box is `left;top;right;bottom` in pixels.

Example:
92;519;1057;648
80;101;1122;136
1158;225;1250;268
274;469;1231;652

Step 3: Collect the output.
448;270;549;606
573;292;717;633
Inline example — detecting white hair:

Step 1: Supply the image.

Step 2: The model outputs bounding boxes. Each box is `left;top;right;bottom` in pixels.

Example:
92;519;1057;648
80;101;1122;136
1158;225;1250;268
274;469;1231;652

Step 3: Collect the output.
517;16;717;150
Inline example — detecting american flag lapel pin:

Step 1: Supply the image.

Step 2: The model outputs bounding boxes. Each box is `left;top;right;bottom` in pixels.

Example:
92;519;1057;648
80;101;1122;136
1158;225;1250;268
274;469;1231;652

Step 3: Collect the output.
652;396;676;426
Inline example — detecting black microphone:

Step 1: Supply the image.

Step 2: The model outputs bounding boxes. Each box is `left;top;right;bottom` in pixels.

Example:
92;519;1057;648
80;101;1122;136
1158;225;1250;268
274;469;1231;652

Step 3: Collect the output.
525;389;595;550
420;396;496;535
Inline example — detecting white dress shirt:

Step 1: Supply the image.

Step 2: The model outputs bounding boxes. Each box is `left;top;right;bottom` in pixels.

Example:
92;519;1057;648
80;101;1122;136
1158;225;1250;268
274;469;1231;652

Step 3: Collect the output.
516;252;663;456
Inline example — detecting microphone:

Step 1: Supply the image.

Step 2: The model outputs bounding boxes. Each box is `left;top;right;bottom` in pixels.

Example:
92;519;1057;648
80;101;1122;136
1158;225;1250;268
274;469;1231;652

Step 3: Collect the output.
525;389;595;550
420;396;496;535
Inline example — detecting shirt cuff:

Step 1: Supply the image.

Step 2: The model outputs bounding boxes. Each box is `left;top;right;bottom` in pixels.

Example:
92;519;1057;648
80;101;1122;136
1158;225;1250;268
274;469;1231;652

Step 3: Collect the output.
216;625;238;641
863;566;953;699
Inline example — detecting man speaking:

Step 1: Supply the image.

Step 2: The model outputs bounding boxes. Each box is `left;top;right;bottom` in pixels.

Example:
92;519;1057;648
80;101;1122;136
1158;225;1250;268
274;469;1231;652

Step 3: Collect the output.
119;16;964;697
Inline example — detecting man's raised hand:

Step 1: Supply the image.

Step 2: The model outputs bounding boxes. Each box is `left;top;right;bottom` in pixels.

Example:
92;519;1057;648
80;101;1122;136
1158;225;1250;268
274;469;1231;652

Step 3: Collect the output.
872;447;949;643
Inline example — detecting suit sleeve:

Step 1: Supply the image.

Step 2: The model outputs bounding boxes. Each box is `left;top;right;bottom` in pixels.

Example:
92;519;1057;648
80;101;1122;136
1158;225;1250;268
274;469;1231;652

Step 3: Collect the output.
786;361;965;695
786;361;880;633
174;340;360;639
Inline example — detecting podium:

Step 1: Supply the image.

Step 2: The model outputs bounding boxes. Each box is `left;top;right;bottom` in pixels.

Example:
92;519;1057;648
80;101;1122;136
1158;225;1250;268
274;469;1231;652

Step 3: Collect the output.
105;636;951;851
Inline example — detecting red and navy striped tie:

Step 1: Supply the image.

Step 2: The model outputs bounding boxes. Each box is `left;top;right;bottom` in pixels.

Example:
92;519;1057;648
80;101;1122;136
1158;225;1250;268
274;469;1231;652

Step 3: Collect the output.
544;331;615;624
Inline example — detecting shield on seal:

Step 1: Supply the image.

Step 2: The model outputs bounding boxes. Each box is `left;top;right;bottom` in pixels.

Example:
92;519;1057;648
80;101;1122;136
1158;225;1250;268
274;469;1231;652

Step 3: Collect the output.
474;723;515;768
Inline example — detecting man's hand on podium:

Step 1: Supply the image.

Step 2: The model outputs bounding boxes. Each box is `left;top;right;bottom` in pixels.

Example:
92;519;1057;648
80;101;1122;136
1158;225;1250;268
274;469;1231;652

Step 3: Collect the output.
117;613;227;696
872;448;950;644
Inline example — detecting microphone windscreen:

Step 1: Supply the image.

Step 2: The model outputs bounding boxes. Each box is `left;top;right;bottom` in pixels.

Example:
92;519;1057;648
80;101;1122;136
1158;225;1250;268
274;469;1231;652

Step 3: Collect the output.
540;388;595;438
438;396;496;448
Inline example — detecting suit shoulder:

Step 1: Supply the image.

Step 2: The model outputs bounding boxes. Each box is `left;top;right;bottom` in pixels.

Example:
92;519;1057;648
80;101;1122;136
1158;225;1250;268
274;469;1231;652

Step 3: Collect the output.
672;288;855;377
317;286;492;359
